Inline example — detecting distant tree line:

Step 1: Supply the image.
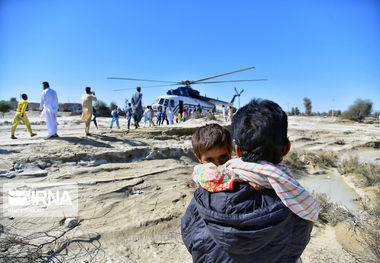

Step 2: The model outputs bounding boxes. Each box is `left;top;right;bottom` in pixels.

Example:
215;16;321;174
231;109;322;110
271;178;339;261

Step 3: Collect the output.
1;96;377;122
0;101;11;117
94;100;112;117
287;98;376;122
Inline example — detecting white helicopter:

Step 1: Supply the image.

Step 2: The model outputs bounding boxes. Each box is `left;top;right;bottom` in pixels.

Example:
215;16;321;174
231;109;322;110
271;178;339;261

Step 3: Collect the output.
108;67;266;115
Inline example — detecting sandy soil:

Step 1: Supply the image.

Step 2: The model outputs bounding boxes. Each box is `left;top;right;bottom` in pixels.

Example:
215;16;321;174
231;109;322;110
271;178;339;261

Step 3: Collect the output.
0;112;379;262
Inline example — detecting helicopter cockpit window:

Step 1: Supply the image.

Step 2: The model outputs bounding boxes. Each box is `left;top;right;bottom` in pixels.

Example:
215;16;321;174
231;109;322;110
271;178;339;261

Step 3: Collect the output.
158;98;164;105
164;99;168;107
170;100;175;108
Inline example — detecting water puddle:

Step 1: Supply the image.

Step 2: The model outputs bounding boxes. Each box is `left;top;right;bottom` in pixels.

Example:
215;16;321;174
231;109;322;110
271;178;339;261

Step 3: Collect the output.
298;172;359;212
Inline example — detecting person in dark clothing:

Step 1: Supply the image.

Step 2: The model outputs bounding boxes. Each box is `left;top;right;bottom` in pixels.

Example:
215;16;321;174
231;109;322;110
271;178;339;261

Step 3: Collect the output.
126;103;133;130
182;99;314;263
161;107;169;125
131;86;143;128
91;107;98;129
156;107;162;126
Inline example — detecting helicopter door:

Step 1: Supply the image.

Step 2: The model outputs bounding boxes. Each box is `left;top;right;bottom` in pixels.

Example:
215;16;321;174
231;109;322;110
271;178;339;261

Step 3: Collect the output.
169;99;175;108
179;100;184;114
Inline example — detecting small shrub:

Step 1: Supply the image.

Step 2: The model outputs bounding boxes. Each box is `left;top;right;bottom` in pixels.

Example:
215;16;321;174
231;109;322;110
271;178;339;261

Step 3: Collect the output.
338;156;359;174
303;151;338;168
312;192;354;226
283;150;337;173
338;157;380;187
360;191;380;259
361;191;380;218
283;151;304;173
363;226;380;260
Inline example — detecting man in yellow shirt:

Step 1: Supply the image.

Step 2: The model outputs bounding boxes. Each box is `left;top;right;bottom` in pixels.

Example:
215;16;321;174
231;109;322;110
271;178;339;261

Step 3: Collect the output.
11;94;37;139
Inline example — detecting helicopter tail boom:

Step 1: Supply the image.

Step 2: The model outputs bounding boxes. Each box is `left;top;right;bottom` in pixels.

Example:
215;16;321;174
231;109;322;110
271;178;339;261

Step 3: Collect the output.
230;95;238;104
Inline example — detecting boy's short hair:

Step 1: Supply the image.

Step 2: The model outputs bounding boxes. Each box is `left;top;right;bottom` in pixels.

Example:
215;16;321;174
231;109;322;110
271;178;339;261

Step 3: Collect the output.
232;99;288;164
85;87;91;93
21;93;27;100
192;123;232;158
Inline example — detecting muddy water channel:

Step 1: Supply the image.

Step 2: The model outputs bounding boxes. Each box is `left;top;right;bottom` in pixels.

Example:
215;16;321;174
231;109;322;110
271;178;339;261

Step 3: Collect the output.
298;171;359;212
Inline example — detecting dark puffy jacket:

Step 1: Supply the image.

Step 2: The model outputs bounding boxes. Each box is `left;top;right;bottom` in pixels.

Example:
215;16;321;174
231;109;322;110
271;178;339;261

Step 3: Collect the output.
181;183;313;263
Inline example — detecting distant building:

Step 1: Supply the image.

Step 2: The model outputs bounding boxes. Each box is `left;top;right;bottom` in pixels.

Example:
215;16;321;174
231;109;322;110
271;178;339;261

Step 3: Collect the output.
27;103;40;111
8;100;82;112
59;103;82;112
9;99;18;111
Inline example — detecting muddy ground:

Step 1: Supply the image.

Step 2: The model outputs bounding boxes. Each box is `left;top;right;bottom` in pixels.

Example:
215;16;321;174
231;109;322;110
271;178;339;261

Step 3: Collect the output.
0;112;379;262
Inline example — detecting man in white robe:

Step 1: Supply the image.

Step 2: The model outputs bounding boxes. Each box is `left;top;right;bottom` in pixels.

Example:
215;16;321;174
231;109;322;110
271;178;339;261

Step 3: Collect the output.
143;107;150;127
228;105;233;122
39;81;59;138
167;108;174;125
222;105;228;123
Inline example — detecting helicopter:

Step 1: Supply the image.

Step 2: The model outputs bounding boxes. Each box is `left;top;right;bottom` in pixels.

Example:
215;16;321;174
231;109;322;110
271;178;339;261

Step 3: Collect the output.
108;67;266;115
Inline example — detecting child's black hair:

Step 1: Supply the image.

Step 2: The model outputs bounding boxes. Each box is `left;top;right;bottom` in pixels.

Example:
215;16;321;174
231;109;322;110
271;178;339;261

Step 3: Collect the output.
232;99;288;164
21;94;27;100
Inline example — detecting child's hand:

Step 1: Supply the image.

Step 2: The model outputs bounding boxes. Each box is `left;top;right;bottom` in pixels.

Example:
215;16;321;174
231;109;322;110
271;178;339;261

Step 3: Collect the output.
249;182;264;191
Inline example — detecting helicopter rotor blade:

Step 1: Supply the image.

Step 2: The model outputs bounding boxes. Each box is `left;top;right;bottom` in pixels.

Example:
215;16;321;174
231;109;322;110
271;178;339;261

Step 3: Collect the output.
193;79;267;84
112;83;178;91
108;77;178;84
195;67;256;82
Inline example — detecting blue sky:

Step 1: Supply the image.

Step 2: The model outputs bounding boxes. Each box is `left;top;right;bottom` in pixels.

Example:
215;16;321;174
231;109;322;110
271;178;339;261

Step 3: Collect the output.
0;0;379;113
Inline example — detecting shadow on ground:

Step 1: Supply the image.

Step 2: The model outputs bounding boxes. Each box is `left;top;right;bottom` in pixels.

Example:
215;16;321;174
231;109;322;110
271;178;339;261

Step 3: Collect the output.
0;149;20;154
53;136;113;148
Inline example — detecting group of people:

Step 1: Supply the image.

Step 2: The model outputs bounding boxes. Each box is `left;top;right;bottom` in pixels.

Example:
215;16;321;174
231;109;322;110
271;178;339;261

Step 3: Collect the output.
82;86;144;135
154;106;175;126
10;83;143;138
11;81;58;139
11;83;231;139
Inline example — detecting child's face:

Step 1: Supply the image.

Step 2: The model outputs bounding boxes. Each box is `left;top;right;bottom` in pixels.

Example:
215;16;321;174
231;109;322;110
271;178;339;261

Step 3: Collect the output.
198;146;231;166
